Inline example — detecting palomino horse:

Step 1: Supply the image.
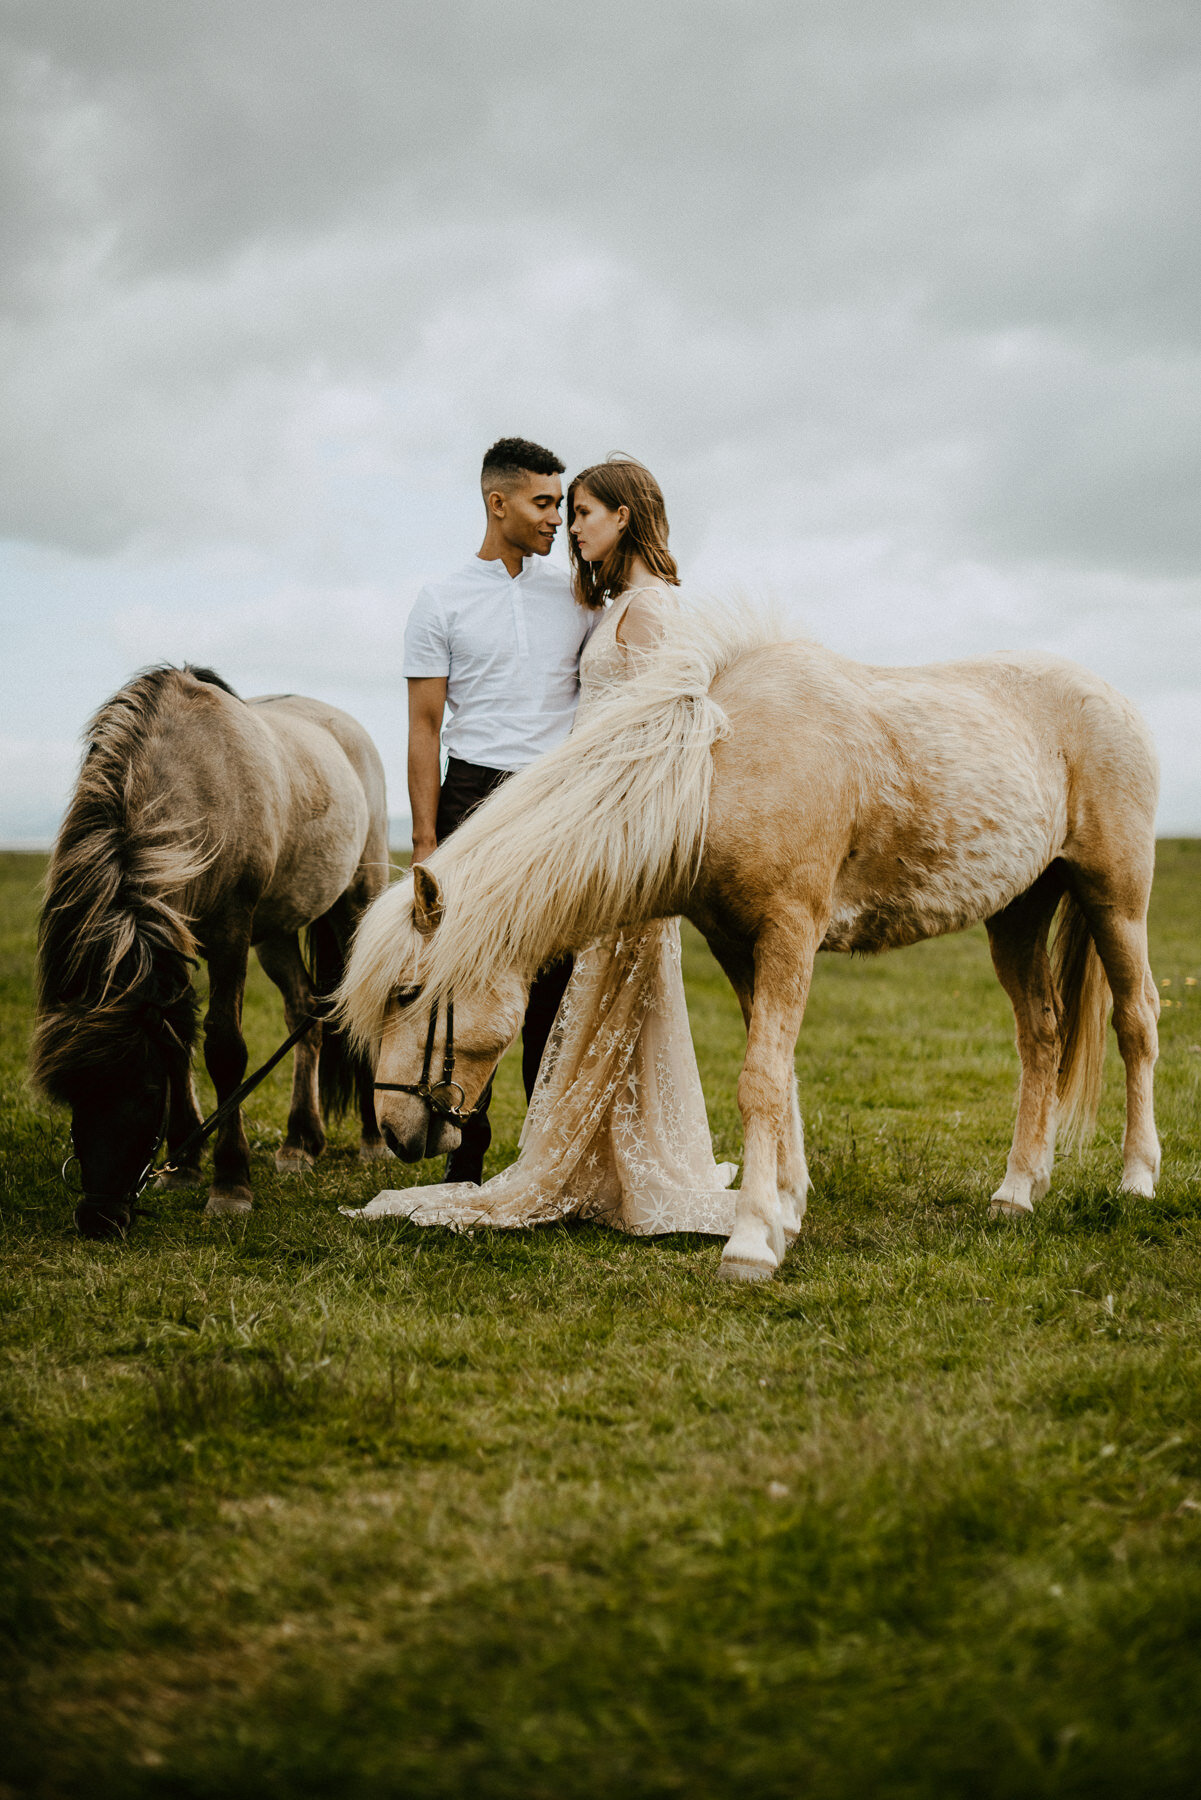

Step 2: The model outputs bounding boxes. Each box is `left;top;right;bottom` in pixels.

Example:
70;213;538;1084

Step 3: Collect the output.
34;666;389;1236
337;612;1160;1282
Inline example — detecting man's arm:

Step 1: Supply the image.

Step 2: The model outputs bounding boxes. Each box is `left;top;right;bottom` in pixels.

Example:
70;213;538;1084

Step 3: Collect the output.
407;676;447;864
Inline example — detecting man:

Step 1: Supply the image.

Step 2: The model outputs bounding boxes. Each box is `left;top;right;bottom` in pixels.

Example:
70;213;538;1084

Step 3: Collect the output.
402;436;594;1184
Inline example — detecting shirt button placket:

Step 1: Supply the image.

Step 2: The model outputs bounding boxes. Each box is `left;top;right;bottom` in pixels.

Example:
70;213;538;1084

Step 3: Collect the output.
511;582;530;659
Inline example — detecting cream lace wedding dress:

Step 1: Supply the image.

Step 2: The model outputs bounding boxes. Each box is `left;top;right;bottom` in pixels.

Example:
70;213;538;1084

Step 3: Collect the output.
348;589;738;1236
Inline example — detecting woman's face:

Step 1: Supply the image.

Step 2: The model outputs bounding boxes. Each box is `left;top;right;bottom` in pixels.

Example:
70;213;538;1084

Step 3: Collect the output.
571;487;628;564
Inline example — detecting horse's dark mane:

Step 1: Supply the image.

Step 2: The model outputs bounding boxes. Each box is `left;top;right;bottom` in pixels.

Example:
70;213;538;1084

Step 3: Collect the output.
32;666;222;1098
186;665;241;699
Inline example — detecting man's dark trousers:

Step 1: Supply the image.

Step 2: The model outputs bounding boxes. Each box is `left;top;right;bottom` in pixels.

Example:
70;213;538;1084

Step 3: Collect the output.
433;755;572;1184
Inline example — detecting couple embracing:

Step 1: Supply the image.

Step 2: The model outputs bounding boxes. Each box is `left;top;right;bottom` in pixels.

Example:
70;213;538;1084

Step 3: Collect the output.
358;436;736;1235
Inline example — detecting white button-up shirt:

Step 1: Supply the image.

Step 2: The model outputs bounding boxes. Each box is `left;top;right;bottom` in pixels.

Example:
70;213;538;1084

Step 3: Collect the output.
403;556;595;771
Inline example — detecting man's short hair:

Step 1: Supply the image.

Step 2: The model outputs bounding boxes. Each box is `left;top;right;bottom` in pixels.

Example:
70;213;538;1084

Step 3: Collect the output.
481;437;565;494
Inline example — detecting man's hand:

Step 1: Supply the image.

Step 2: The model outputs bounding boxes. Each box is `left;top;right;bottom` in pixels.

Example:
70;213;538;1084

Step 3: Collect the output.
407;677;447;868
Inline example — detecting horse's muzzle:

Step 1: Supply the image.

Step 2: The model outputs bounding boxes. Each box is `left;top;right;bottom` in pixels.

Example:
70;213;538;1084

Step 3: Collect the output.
75;1198;132;1238
379;1115;460;1162
426;1116;460;1159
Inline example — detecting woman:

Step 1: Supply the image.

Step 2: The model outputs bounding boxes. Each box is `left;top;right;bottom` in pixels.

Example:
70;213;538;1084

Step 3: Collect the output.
351;457;737;1235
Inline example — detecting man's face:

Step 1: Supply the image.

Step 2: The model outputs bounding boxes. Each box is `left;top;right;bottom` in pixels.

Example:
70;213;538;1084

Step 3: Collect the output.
491;471;563;558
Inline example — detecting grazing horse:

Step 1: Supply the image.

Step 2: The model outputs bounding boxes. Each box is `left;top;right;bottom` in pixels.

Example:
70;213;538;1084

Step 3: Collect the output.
33;666;390;1236
337;610;1160;1282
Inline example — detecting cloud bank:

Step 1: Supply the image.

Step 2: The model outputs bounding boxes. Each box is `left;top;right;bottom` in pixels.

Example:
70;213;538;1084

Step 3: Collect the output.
2;0;1199;832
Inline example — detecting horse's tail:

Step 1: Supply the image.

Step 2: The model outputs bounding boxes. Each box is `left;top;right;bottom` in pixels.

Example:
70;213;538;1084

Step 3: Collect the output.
1051;892;1111;1148
306;904;369;1118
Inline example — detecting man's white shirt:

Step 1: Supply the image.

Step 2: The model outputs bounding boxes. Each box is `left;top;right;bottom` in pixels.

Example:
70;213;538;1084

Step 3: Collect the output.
403;555;595;771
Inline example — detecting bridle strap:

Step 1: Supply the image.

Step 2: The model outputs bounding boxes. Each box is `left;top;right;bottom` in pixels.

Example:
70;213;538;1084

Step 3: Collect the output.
372;989;485;1127
65;1079;172;1212
443;996;456;1089
419;998;438;1090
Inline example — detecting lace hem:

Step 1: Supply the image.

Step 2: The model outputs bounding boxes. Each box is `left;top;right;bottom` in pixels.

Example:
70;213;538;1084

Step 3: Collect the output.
343;920;738;1239
341;1162;738;1237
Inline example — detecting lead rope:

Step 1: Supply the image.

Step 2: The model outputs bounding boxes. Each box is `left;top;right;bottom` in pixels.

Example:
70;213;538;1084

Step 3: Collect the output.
155;1004;331;1182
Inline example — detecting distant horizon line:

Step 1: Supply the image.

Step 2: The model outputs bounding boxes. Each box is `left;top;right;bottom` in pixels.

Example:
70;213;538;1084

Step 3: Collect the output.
1;814;417;856
4;829;1200;855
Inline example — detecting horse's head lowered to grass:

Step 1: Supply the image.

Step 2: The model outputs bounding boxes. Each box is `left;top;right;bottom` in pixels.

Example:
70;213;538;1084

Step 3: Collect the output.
346;864;527;1162
34;865;201;1238
32;676;208;1237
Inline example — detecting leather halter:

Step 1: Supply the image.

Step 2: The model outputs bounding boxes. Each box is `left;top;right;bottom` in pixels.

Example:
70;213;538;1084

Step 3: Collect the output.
62;1081;171;1217
373;989;485;1128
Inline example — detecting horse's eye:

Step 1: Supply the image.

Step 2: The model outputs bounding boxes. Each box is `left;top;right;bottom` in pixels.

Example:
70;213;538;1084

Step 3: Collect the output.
394;985;423;1009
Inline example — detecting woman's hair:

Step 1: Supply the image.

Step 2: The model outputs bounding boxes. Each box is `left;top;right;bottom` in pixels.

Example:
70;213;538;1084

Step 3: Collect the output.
567;455;680;610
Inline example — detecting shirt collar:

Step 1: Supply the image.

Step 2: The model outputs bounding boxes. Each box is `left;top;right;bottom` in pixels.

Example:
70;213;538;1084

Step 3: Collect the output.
470;554;529;582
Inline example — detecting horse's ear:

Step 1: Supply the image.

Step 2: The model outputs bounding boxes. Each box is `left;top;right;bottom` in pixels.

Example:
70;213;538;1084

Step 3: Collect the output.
412;863;444;937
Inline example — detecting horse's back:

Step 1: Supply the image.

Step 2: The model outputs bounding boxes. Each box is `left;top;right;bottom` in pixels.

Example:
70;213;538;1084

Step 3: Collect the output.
251;694;384;781
138;673;288;854
898;651;1158;875
128;673;386;931
705;640;1156;953
241;696;389;931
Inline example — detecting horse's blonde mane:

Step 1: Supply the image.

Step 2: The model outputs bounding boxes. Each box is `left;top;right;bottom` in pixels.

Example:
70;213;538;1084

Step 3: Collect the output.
339;603;775;1053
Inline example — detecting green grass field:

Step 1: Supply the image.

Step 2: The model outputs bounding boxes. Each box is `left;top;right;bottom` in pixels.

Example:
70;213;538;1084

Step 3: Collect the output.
2;844;1200;1799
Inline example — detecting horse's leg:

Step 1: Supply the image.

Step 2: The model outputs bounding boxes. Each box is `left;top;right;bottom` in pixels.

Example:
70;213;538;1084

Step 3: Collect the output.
256;933;325;1174
1069;873;1161;1197
157;1055;205;1189
985;869;1065;1218
357;1065;388;1163
718;914;819;1283
708;929;810;1246
779;1075;810;1241
338;882;388;1165
202;914;255;1216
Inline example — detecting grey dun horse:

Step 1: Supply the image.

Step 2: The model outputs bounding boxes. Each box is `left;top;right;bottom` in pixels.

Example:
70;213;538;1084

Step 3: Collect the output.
34;665;389;1236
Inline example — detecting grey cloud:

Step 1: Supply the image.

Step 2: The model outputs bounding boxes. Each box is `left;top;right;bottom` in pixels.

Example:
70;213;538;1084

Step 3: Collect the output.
1;3;1199;639
958;338;1201;573
11;2;1196;296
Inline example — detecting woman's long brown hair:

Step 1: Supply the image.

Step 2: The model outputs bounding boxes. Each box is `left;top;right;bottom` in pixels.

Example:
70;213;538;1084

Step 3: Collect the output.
567;456;680;610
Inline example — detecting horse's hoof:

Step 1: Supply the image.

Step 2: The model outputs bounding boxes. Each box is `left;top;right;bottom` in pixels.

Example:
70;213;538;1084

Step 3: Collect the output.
1119;1166;1156;1198
154;1165;202;1191
357;1139;393;1164
205;1190;253;1217
717;1257;777;1284
780;1193;807;1244
275;1146;316;1174
720;1216;783;1280
989;1195;1034;1219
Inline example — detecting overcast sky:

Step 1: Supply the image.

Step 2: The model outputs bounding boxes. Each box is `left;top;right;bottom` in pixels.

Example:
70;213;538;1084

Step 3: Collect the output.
3;0;1199;838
